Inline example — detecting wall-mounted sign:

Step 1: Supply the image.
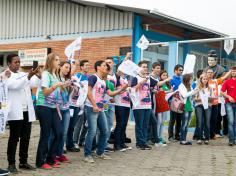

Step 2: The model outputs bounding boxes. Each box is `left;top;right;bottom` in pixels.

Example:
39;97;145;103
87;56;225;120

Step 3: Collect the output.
18;48;51;66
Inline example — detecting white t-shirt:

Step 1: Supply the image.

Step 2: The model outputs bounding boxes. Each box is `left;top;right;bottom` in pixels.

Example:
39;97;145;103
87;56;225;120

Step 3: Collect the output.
114;76;130;107
85;74;107;111
131;75;152;110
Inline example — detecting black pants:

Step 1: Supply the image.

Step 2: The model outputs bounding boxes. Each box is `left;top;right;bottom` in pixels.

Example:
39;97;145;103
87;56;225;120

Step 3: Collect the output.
168;111;182;140
7;112;32;165
36;106;62;167
114;106;130;147
210;105;218;138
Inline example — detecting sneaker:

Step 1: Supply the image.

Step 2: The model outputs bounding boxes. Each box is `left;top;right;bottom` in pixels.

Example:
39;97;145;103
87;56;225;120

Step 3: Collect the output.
50;163;61;168
104;146;114;152
143;144;152;150
180;141;192;145
204;140;209;145
215;134;223;138
197;140;202;145
0;168;10;176
19;163;36;170
57;155;70;163
40;163;52;170
136;145;145;150
67;147;80;152
114;146;126;152
147;140;155;146
125;137;132;143
8;164;18;174
168;137;174;142
95;153;111;160
228;142;234;146
155;142;167;147
121;144;132;150
83;156;95;163
160;138;167;144
54;159;61;165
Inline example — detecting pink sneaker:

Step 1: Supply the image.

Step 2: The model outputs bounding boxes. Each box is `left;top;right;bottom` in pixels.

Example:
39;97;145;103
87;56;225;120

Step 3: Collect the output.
54;158;61;165
40;163;52;170
58;155;70;163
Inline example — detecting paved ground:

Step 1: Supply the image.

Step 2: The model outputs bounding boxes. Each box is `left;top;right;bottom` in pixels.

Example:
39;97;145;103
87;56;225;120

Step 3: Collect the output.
1;122;236;176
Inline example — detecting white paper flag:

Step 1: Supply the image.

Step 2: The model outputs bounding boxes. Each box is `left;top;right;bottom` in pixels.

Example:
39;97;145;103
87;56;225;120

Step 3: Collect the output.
224;39;234;55
118;60;141;77
0;78;8;134
136;35;149;50
182;54;196;75
65;37;82;59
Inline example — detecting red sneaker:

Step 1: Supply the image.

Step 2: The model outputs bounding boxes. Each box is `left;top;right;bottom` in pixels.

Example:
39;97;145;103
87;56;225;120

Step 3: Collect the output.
51;163;61;168
40;163;52;170
54;158;61;165
58;155;70;163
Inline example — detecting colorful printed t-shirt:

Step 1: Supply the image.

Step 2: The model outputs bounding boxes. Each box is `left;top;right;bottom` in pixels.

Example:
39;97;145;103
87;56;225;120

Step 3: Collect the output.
208;78;222;105
131;75;156;110
36;71;62;108
70;72;89;107
114;76;130;107
85;74;107;111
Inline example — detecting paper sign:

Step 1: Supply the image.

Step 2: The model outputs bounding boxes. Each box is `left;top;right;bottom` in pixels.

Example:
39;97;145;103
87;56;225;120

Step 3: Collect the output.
118;60;141;77
136;35;149;50
199;91;209;110
76;81;88;106
182;54;196;75
65;37;82;59
224;39;234;55
0;78;8;134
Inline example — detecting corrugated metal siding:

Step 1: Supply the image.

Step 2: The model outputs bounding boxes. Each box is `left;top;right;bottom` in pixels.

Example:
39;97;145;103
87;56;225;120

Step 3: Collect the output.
0;0;133;40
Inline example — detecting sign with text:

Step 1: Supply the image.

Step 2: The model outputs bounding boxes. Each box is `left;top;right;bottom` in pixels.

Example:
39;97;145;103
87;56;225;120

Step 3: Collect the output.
19;48;49;66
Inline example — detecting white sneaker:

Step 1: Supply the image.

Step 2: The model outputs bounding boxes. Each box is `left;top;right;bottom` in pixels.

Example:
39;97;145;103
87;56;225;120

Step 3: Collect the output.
95;153;111;160
155;142;167;147
197;140;202;145
83;156;95;163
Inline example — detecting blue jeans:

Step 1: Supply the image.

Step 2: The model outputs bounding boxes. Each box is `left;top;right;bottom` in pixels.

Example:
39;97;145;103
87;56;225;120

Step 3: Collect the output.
36;106;62;167
180;111;192;141
195;105;211;140
148;111;158;143
157;112;166;142
105;105;115;146
133;109;151;146
66;106;80;149
73;112;87;145
225;103;236;143
48;109;71;156
114;106;130;147
58;110;70;155
84;106;108;156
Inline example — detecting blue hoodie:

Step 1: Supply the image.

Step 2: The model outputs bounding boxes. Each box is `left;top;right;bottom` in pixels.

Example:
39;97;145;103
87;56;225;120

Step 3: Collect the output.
170;75;182;91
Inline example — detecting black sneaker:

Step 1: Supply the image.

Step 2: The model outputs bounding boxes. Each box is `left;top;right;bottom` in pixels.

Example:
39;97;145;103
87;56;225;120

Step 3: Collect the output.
0;168;10;176
121;144;132;150
8;164;18;174
105;147;114;152
143;144;152;150
67;147;80;152
136;145;145;150
114;146;126;152
19;163;36;171
125;137;132;143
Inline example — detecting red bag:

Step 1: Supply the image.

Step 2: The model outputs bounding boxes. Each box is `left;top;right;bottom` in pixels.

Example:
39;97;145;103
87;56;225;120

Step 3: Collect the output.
155;90;170;113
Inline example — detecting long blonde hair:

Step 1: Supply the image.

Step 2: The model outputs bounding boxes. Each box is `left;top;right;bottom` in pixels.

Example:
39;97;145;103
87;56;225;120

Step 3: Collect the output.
44;53;59;74
198;73;209;90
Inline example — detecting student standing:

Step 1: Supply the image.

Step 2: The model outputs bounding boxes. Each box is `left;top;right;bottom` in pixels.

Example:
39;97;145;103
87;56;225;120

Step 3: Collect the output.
6;54;38;173
36;53;64;169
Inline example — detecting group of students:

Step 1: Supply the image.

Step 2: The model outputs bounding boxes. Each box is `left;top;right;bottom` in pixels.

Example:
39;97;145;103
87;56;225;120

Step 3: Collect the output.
0;51;236;175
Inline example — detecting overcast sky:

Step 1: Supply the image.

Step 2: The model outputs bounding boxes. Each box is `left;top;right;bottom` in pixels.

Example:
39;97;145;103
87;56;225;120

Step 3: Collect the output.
85;0;236;36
